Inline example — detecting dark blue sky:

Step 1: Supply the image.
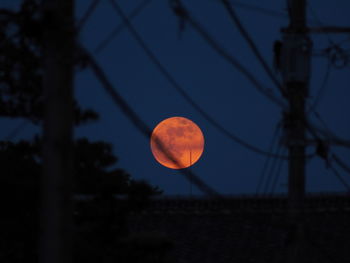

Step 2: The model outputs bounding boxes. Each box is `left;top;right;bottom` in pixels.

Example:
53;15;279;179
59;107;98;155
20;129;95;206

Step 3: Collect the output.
1;0;350;195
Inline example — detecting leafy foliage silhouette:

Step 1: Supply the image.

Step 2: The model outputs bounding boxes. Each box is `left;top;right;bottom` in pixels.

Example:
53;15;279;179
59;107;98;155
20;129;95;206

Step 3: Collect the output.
0;0;98;124
0;1;168;262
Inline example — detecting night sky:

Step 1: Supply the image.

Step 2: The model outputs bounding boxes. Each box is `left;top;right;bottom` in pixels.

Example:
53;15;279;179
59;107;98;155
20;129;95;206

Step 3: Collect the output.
1;0;350;195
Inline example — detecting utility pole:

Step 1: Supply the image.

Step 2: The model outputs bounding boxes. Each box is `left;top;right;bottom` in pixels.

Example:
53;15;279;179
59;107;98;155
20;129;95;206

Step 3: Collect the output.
284;0;309;214
40;1;75;263
280;2;350;261
281;0;310;262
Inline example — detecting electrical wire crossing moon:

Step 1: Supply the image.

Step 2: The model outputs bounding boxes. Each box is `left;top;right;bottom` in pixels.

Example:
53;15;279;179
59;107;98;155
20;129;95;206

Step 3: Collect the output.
150;117;205;169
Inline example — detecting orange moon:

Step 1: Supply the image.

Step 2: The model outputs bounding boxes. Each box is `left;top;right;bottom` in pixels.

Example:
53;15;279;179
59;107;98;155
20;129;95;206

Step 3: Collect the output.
150;117;204;169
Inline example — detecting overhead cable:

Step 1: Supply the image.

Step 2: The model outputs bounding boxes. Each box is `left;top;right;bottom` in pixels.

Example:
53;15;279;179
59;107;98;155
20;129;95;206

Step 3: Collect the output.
307;2;334;45
171;1;334;159
79;45;221;198
332;154;350;177
170;0;286;109
307;60;332;113
108;0;288;159
335;36;350;46
269;148;286;195
219;0;287;98
328;162;350;192
229;1;288;19
262;142;284;195
94;0;152;54
218;0;319;24
255;124;281;195
76;0;101;32
308;118;350;149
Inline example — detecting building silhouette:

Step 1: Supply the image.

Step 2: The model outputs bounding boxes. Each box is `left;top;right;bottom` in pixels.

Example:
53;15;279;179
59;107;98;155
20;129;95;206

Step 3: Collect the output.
121;194;350;263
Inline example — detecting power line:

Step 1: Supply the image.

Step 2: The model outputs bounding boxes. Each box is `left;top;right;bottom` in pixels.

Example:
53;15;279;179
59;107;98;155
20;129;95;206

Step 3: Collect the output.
222;0;336;197
312;110;333;140
79;45;221;198
214;0;320;24
328;161;350;192
94;0;152;54
305;8;348;130
256;124;281;195
286;2;350;158
308;114;350;149
307;2;334;45
170;0;287;109
332;154;350;177
257;0;350;154
228;1;288;19
219;0;287;98
98;1;350;198
107;0;288;159
104;0;347;184
335;36;350;46
76;0;101;32
307;59;332;113
305;63;350;150
269;148;286;195
262;141;284;195
172;0;337;163
304;102;350;153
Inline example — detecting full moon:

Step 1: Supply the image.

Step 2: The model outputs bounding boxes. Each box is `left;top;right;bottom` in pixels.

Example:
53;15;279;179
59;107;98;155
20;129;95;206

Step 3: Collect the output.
150;117;204;169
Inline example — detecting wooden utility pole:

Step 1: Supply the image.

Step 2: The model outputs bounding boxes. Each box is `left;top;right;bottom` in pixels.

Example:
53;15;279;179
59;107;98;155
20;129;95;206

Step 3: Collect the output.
40;1;75;263
284;0;308;214
281;0;310;262
280;2;350;261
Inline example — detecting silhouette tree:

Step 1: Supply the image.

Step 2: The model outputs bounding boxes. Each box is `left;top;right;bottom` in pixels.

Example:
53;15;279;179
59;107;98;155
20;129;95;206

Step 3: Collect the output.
0;138;164;262
0;1;166;262
0;0;97;124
